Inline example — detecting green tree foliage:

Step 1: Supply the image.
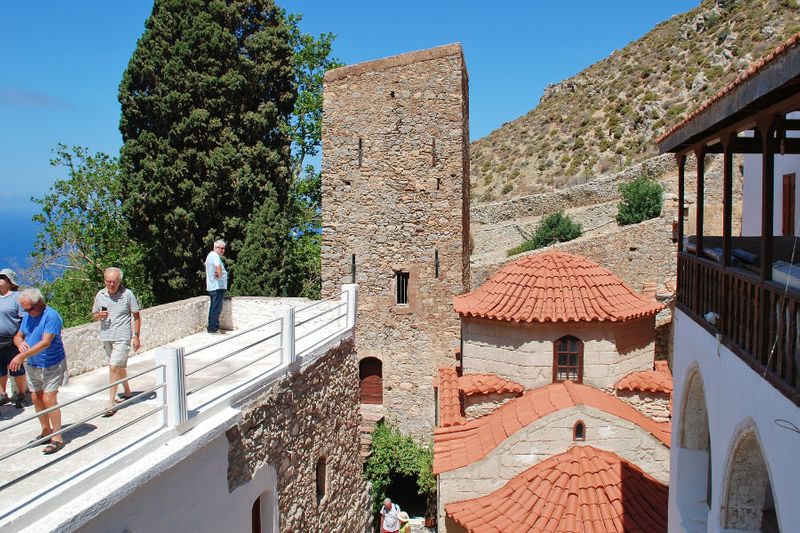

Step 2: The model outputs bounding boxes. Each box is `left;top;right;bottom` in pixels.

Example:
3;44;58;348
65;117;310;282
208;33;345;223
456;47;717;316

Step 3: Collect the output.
119;0;296;303
616;175;664;225
364;421;436;517
28;145;153;327
507;211;583;256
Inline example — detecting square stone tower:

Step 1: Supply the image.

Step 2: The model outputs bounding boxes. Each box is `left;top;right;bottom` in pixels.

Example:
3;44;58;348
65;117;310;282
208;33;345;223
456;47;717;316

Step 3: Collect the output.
321;44;470;438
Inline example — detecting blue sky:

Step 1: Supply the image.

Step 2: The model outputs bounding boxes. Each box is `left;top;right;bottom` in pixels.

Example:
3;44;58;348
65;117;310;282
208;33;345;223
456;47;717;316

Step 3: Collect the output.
0;1;699;261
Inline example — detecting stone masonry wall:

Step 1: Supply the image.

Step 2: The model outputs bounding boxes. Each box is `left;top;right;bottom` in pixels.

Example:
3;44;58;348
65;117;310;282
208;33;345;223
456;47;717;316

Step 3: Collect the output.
437;406;671;527
321;44;470;439
226;335;371;533
615;390;672;423
61;295;209;377
461;317;656;390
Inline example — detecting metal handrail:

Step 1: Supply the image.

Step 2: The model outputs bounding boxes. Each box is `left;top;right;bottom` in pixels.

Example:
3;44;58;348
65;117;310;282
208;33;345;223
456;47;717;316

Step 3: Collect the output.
0;364;165;434
183;316;282;357
185;330;281;377
296;307;348;342
0;382;166;462
0;403;168;492
294;291;346;317
187;346;282;396
296;300;347;328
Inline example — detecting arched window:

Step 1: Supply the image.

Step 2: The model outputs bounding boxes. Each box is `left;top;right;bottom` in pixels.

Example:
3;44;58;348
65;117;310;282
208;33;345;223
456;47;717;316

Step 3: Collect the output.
359;357;383;404
553;336;583;383
573;421;586;441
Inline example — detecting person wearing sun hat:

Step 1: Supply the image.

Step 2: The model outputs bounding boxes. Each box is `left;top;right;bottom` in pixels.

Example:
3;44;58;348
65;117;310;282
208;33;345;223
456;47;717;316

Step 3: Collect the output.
0;268;27;408
397;511;411;533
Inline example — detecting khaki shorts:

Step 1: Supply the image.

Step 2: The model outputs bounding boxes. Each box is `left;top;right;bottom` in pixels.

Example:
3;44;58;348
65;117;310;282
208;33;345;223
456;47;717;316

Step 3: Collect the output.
26;359;68;393
103;340;131;368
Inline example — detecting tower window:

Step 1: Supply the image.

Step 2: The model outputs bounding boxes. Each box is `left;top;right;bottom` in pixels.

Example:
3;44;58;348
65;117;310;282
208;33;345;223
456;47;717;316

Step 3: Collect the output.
316;457;327;504
358;138;363;167
395;271;410;305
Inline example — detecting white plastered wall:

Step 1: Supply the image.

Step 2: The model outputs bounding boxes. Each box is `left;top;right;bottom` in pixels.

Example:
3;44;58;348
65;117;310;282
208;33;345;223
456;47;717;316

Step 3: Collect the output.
76;433;279;533
668;309;800;533
461;317;655;389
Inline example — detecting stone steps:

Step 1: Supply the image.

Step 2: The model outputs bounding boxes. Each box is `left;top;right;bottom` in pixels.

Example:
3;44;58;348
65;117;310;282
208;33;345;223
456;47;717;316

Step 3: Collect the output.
359;404;385;459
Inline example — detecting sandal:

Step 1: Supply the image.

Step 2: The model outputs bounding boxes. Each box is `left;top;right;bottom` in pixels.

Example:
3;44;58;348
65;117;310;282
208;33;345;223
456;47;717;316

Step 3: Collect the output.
42;440;65;455
102;409;117;418
28;433;52;446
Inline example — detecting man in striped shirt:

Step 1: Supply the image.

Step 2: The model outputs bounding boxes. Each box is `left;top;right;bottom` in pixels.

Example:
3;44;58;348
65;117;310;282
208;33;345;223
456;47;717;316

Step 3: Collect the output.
92;267;141;416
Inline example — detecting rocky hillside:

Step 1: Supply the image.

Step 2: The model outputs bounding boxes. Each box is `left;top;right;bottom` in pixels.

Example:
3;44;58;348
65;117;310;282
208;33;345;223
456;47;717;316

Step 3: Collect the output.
471;0;800;203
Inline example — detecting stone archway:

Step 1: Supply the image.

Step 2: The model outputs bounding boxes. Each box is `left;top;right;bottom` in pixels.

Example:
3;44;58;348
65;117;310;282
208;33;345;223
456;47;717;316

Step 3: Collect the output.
675;366;712;530
721;428;778;531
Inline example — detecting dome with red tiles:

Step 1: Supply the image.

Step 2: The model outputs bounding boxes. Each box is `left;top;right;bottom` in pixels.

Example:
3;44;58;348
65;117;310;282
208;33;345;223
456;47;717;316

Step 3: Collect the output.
615;361;673;394
445;445;668;533
459;374;524;396
453;250;663;323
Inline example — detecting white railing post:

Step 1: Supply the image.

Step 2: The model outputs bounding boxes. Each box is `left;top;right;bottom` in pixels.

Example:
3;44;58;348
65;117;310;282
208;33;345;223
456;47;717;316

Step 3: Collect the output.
341;283;358;330
155;346;188;432
277;307;295;367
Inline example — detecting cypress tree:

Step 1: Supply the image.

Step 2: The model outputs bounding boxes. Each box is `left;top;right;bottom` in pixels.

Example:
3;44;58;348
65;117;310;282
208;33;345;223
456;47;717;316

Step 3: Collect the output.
119;0;295;303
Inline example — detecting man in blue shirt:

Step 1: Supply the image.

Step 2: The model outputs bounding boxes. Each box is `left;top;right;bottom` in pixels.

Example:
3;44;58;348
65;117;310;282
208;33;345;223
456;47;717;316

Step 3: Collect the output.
9;288;67;454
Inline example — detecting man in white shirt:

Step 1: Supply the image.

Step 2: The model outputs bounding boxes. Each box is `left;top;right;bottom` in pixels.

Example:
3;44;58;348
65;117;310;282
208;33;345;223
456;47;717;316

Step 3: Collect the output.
205;240;228;334
380;498;401;533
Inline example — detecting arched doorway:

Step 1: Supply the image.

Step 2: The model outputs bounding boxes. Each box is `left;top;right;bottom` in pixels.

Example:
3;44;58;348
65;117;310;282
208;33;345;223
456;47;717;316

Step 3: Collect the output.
722;429;778;531
359;357;383;404
676;367;712;528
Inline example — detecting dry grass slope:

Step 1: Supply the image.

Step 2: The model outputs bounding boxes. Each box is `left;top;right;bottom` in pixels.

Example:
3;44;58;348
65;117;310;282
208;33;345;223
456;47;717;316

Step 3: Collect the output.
471;0;800;203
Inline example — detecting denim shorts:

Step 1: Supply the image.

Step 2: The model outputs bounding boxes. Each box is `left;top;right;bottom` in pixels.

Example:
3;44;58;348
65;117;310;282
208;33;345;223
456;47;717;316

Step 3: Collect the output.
0;343;25;377
26;359;68;393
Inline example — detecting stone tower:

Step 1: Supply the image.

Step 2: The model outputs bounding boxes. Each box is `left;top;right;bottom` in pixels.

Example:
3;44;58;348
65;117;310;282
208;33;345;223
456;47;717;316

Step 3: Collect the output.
321;44;470;438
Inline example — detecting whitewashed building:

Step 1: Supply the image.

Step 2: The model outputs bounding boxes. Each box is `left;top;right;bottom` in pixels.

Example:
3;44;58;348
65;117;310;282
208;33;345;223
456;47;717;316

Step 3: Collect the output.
658;33;800;533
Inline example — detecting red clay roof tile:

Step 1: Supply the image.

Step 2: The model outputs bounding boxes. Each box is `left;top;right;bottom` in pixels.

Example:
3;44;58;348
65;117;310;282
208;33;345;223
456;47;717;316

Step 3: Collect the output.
434;381;670;474
614;361;673;394
657;32;800;144
437;367;465;427
445;446;667;533
453;250;663;323
459;374;525;396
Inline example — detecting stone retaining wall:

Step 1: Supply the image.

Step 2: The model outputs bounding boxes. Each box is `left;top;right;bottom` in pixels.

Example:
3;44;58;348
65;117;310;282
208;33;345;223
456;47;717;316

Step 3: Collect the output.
471;154;676;224
61;296;209;377
226;336;371;533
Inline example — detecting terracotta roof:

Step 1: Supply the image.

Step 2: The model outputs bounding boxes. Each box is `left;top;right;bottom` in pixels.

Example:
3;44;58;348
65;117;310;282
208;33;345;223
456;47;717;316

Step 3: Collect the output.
445;445;668;533
459;374;524;396
615;361;673;394
438;367;465;427
453;250;663;323
434;381;670;474
657;32;800;144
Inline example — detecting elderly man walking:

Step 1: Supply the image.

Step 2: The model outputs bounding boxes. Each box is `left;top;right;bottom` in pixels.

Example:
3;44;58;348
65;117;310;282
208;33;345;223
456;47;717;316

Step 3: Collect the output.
205;239;228;334
92;267;141;417
9;288;67;454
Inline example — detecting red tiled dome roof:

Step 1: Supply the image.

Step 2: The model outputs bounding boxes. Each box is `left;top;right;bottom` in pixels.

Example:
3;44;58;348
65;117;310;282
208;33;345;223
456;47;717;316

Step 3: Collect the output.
434;381;670;474
615;361;673;394
453;250;663;323
459;374;524;396
445;445;668;533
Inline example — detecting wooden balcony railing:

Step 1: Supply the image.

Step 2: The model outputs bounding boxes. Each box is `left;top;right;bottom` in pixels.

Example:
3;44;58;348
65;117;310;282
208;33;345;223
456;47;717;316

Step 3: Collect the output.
677;252;800;406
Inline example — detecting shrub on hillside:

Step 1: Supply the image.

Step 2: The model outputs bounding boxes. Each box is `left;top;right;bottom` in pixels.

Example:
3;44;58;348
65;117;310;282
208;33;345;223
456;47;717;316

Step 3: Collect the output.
507;211;582;256
616;175;664;226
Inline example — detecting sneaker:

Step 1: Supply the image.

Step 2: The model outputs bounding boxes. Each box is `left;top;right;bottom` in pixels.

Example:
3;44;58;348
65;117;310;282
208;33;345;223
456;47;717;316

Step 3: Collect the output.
0;394;8;406
13;393;25;408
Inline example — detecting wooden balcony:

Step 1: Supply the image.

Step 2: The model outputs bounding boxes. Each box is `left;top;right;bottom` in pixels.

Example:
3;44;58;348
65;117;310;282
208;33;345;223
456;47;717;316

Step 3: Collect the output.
677;251;800;406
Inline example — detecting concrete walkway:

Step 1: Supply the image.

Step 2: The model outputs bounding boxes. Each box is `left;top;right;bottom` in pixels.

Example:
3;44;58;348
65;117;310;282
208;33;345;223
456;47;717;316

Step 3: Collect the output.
0;321;286;515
